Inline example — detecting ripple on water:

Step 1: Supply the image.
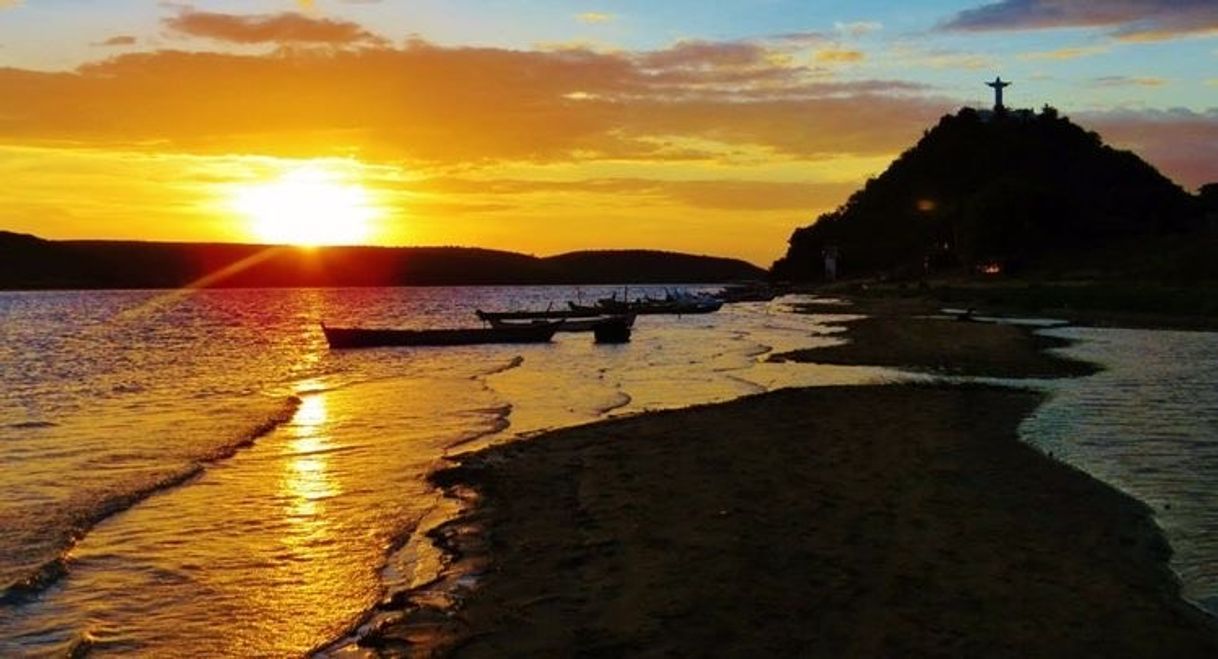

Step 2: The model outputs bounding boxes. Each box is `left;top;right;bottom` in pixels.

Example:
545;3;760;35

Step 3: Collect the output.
1022;326;1218;613
0;289;898;656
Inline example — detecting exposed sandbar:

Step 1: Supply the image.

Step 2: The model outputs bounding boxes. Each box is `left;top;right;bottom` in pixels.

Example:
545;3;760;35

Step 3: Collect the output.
367;384;1216;657
773;298;1098;378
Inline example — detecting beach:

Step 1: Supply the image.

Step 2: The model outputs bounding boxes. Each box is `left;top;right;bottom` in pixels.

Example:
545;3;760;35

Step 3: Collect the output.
364;299;1218;657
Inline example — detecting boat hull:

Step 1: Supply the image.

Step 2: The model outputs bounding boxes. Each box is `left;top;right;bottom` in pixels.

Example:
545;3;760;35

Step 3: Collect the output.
475;309;604;321
568;300;722;315
322;323;560;349
482;314;636;333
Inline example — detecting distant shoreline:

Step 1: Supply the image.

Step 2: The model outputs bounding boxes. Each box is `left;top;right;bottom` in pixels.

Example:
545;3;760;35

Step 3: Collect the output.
352;297;1218;656
0;231;766;290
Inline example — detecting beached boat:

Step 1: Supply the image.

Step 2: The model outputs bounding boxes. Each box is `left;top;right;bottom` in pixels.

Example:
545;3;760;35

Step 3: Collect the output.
322;322;562;349
477;311;636;333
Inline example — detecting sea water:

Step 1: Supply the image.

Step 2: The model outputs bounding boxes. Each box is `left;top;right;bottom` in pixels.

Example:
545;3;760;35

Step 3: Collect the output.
0;287;893;656
1021;326;1218;613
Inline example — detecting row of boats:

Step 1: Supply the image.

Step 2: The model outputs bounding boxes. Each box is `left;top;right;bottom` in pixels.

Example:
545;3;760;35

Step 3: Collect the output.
322;286;773;349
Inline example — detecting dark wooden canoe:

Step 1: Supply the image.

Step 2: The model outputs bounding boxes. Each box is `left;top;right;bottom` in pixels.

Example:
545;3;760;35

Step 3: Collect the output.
593;317;632;344
479;312;636;333
322;322;562;349
475;308;604;321
567;299;723;315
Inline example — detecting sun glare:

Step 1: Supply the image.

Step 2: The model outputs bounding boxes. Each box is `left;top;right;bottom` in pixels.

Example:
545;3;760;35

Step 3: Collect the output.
231;165;380;246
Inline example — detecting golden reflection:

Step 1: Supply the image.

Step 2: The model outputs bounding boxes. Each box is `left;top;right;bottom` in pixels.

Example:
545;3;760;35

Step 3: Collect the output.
281;391;339;535
295;393;329;431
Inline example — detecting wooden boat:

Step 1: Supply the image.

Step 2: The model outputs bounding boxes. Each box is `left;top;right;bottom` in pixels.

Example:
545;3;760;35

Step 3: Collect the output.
322;322;562;349
474;308;604;321
714;282;778;303
593;317;632;344
478;311;636;333
568;294;722;316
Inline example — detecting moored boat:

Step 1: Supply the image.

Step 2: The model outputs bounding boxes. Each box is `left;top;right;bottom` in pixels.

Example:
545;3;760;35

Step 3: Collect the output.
478;311;636;333
321;322;562;349
568;290;723;315
474;308;605;321
714;282;779;303
593;316;632;343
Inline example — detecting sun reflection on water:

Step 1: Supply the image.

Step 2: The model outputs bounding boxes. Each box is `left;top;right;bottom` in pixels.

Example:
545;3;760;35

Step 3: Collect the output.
282;392;339;536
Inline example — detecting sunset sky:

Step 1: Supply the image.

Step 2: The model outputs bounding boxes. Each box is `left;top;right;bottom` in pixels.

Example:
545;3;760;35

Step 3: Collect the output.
2;0;1216;265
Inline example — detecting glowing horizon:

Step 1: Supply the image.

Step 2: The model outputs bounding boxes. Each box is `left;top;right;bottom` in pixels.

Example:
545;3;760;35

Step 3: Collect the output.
1;0;1215;265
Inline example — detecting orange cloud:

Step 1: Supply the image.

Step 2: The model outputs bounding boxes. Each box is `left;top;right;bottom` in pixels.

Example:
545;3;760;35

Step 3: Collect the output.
0;40;940;163
1085;109;1218;189
164;8;384;45
576;12;615;24
0;33;955;262
1018;45;1109;60
815;48;865;63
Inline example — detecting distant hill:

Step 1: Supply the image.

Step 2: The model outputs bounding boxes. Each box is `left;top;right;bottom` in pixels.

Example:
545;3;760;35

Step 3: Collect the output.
772;106;1213;281
0;233;764;289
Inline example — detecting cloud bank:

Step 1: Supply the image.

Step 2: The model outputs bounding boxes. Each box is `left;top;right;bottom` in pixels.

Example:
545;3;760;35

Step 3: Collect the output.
164;8;384;45
942;0;1218;42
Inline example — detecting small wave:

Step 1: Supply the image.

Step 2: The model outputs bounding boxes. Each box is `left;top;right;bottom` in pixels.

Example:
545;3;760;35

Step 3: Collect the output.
470;404;513;420
0;555;69;606
476;355;525;379
444;409;512;451
6;420;59;429
594;390;633;417
723;373;767;395
1;465;203;606
204;396;301;461
295;385;341;396
65;629;100;659
1;397;300;606
745;344;773;359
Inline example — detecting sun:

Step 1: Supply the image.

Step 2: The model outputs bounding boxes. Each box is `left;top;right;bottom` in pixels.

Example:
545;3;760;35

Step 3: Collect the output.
231;165;380;246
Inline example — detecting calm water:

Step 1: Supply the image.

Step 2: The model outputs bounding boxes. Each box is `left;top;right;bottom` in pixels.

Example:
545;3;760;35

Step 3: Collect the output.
1022;327;1218;613
0;287;892;656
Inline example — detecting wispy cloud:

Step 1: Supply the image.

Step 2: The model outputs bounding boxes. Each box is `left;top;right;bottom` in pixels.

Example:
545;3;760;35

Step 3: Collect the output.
1018;45;1109;61
576;12;615;25
1084;108;1218;188
164;7;385;45
814;48;865;63
898;47;996;70
834;21;882;37
941;0;1218;42
1092;75;1167;88
92;35;137;47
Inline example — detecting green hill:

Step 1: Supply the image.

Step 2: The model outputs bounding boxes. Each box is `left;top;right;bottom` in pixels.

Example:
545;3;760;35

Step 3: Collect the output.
772;106;1212;281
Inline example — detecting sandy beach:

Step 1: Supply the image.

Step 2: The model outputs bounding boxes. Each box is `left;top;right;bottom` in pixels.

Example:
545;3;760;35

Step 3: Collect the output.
362;300;1218;657
772;297;1099;378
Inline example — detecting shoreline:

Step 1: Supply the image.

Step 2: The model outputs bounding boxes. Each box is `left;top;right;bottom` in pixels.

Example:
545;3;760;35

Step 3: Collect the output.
355;298;1218;656
771;298;1099;379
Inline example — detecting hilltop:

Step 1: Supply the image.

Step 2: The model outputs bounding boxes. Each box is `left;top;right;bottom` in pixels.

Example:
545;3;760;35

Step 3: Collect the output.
0;233;764;289
772;106;1216;282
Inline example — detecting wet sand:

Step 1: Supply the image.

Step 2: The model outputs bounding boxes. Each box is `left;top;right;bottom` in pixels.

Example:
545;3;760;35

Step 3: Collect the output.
360;299;1217;656
772;298;1099;378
